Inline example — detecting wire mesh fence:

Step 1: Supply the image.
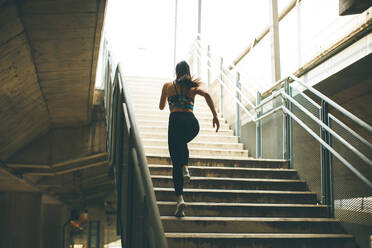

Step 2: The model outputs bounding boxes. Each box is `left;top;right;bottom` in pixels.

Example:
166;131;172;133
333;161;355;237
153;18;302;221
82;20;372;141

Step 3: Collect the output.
289;85;322;201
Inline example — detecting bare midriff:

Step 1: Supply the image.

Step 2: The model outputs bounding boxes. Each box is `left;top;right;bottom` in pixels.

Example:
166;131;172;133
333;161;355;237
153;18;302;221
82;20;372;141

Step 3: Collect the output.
170;107;193;113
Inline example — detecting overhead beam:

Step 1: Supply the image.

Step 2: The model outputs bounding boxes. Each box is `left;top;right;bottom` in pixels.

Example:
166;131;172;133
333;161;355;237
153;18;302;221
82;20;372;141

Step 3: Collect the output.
229;0;297;68
339;0;371;15
20;160;109;176
7;152;107;169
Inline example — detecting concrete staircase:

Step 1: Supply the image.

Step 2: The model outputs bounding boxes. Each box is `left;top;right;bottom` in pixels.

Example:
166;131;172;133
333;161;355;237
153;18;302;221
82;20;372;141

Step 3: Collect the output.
126;77;357;248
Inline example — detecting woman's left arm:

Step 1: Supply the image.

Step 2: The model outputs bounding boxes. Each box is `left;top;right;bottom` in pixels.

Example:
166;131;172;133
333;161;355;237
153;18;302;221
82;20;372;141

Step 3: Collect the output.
159;83;167;110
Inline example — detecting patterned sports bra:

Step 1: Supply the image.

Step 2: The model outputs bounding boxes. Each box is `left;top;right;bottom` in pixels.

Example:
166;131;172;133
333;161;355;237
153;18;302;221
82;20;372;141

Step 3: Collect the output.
167;82;194;111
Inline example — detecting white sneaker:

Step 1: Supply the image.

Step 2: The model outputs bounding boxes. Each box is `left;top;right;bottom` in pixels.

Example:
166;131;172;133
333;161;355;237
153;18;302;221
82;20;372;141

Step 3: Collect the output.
183;166;191;183
175;200;186;217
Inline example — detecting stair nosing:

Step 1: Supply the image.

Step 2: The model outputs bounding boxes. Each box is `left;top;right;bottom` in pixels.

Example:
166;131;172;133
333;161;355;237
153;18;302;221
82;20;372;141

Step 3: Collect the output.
160;216;338;222
165;233;354;239
151;175;304;183
145;146;248;153
157;201;327;208
147;154;289;162
154;187;316;195
148;164;295;172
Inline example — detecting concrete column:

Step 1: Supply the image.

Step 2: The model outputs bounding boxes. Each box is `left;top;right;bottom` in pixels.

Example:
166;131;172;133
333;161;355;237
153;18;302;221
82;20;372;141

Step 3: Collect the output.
269;0;281;83
196;0;202;76
0;192;42;248
42;203;68;248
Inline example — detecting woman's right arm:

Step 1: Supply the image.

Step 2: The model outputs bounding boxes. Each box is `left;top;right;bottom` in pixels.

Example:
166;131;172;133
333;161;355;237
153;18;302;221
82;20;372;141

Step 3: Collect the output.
196;88;220;132
159;83;167;110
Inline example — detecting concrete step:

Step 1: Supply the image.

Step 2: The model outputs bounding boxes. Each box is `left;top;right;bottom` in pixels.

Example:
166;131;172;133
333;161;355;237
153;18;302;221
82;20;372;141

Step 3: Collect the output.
131;98;207;107
147;153;254;161
130;94;206;105
147;156;288;169
139;126;232;136
157;202;328;218
144;140;243;150
145;146;248;158
140;132;238;143
137;120;230;130
133;102;212;111
161;217;344;234
166;233;356;248
152;175;306;191
125;76;172;82
154;188;317;204
133;108;222;118
135;113;227;124
148;165;297;179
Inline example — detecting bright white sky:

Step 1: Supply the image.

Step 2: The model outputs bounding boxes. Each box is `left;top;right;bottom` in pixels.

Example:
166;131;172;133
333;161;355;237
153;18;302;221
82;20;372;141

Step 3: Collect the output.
103;0;293;77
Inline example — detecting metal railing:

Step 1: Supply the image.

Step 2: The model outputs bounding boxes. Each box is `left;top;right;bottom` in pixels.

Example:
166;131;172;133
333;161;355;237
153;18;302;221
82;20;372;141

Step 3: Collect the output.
101;40;167;248
189;36;372;217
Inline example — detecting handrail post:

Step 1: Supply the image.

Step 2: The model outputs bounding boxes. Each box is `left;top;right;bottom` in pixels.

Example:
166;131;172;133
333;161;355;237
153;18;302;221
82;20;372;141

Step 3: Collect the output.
256;92;262;158
284;80;293;168
219;57;224;115
236;72;241;142
207;45;211;91
320;100;334;217
197;40;201;77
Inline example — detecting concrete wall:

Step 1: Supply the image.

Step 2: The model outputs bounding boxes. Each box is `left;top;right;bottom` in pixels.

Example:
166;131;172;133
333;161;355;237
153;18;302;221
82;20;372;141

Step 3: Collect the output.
0;192;42;248
7;104;106;166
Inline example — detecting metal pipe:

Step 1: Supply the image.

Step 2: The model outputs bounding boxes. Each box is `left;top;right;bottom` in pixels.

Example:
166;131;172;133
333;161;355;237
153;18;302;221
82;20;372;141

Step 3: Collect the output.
289;84;321;109
282;107;372;188
254;89;283;110
236;72;241;142
230;0;297;67
173;0;178;68
198;0;202;35
255;106;283;122
192;51;255;120
193;42;256;109
329;114;372;150
118;64;168;248
256;92;263;158
283;92;372;167
284;80;293;168
269;0;281;83
290;75;372;133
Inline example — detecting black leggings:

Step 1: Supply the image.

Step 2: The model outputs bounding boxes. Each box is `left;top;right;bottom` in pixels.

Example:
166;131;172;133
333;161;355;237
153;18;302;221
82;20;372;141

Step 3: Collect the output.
168;112;199;196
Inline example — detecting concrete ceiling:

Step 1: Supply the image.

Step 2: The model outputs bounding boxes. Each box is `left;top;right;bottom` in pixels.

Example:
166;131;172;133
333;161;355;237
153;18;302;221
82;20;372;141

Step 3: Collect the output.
0;0;106;161
0;0;110;206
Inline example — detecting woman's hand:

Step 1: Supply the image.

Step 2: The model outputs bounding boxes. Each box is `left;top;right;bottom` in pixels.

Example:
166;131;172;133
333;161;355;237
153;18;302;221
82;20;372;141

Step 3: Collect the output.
195;88;220;133
213;116;220;132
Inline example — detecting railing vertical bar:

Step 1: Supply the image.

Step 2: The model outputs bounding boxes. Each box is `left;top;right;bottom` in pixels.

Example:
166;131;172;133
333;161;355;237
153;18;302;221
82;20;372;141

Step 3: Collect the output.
219;57;224;115
328;115;335;218
284;80;293;167
256;92;262;158
236;72;241;142
207;45;211;91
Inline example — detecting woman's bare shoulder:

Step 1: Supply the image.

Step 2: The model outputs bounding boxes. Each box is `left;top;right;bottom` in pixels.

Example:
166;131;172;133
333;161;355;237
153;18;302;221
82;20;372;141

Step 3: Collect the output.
163;81;174;88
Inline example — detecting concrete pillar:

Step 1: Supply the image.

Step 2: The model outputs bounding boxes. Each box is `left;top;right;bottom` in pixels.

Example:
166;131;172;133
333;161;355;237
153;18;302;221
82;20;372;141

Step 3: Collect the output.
269;0;281;83
0;192;42;248
42;203;68;248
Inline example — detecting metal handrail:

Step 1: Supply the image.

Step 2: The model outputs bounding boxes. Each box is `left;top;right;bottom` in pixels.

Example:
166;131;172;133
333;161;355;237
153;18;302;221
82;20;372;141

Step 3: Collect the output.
191;47;256;120
328;113;372;150
192;40;257;108
102;46;167;247
194;38;262;94
116;65;167;247
282;91;372;168
289;74;372;133
281;106;372;188
189;35;372;191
